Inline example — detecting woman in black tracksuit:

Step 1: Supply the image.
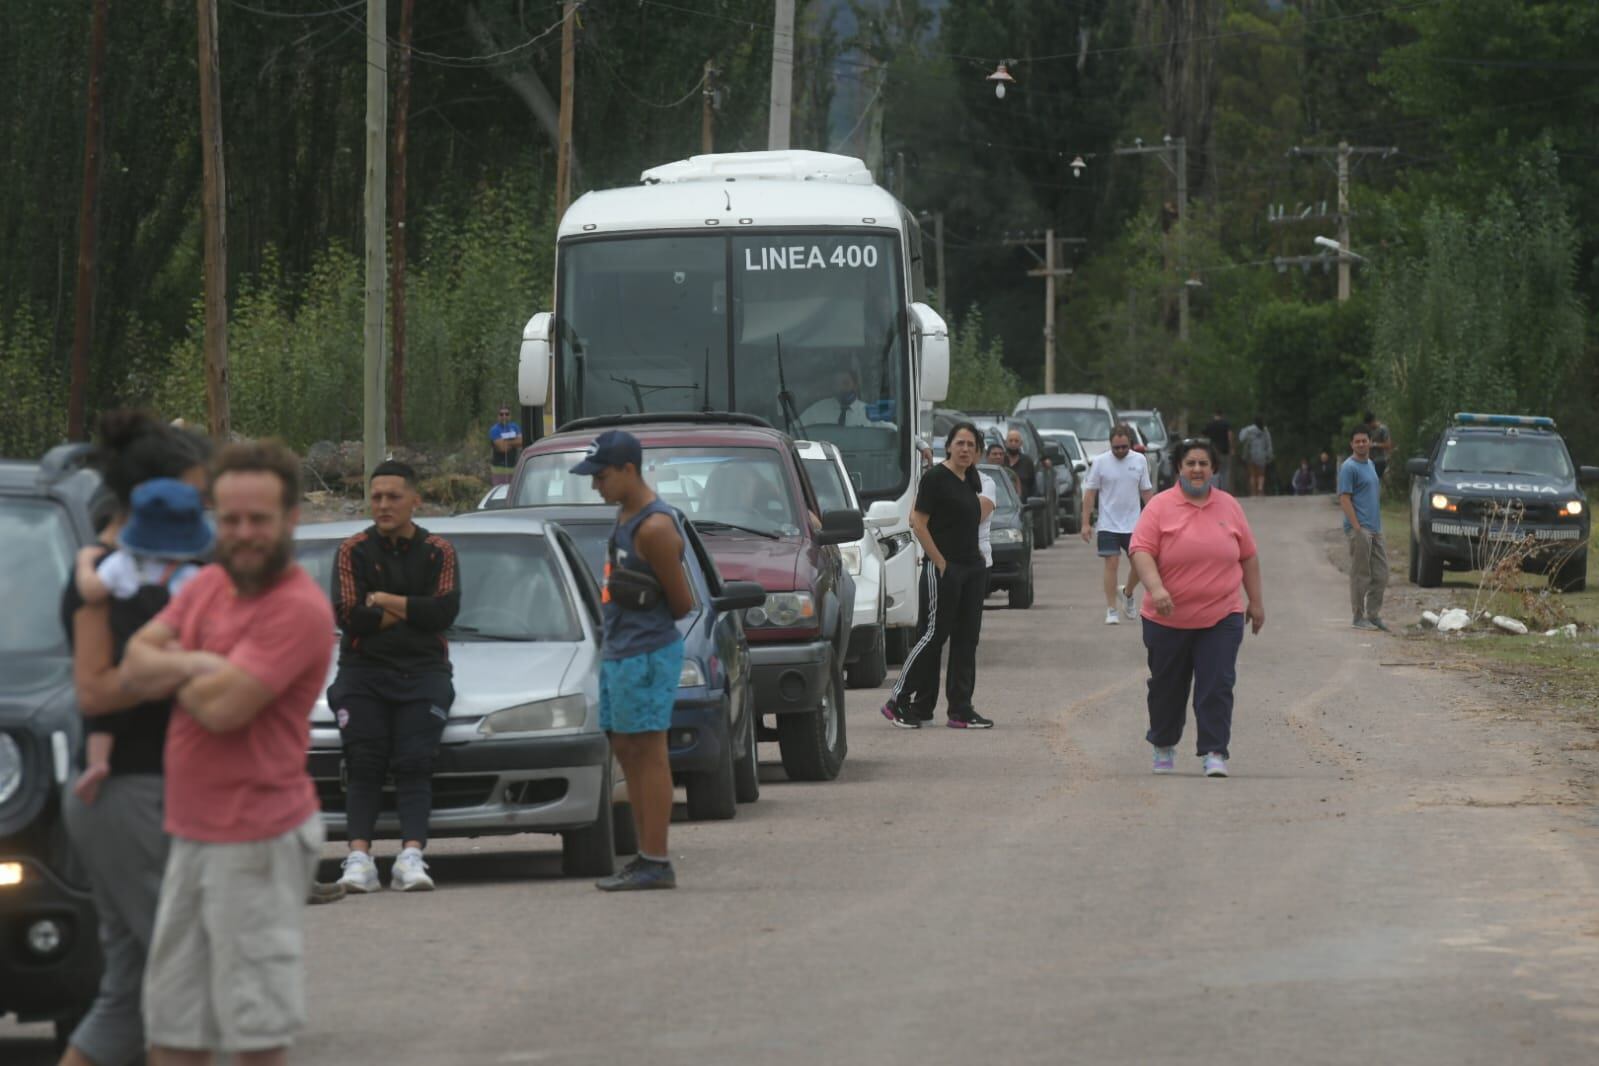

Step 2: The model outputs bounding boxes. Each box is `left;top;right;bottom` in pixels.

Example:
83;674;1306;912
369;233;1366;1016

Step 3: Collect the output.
882;422;995;729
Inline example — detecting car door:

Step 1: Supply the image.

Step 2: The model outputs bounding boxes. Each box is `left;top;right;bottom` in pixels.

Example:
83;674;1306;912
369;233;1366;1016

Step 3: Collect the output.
684;522;751;729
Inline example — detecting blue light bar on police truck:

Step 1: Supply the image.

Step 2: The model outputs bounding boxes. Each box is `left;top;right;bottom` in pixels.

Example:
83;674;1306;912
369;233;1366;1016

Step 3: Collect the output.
1451;413;1556;429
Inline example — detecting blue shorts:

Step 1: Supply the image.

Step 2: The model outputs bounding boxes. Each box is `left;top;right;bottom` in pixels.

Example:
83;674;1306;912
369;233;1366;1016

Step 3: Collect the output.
599;640;684;734
1096;530;1133;557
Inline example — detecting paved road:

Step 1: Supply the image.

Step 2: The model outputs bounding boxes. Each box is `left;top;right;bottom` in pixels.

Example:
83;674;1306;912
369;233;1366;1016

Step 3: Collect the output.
7;497;1599;1064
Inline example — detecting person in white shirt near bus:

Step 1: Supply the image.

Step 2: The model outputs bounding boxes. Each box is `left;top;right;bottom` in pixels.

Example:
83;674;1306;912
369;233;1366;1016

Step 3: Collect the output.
1082;424;1155;625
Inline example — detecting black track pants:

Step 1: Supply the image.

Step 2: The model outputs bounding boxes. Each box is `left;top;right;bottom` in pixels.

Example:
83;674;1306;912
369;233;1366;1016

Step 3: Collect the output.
891;559;987;717
328;667;453;846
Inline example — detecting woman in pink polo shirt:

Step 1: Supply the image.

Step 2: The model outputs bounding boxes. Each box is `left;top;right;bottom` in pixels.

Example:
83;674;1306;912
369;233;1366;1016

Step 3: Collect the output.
1129;437;1265;778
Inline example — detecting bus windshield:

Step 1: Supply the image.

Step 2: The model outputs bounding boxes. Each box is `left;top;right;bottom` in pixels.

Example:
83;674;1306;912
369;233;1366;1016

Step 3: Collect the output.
557;231;909;500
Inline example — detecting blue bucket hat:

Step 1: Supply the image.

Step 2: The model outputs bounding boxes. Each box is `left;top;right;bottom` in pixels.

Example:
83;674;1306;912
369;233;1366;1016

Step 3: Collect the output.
118;478;215;560
570;430;643;475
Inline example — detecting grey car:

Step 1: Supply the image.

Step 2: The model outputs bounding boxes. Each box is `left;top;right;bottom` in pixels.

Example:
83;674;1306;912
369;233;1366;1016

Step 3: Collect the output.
293;515;626;878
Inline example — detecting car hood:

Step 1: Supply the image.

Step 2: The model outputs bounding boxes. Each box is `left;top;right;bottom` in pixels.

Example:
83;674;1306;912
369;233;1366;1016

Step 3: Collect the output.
0;654;74;729
310;642;582;724
1433;472;1574;498
697;530;801;592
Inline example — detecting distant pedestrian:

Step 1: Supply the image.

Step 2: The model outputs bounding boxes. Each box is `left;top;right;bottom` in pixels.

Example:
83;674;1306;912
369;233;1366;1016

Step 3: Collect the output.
1364;410;1391;481
1202;409;1234;491
1237;416;1274;497
330;460;460;894
1003;427;1038;499
120;439;333;1063
573;430;695;890
883;422;993;729
1339;426;1388;631
1314;450;1338;494
1291;459;1316;496
490;404;523;486
1081;424;1154;625
1130;438;1265;779
976;466;998;572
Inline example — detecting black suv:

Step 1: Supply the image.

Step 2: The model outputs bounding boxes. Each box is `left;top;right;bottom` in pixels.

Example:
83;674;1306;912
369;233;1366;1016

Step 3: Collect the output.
1406;414;1599;590
0;445;114;1044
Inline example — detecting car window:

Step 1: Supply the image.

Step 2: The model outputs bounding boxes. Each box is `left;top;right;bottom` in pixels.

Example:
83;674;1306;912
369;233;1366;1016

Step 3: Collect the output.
1438;435;1573;479
295;532;584;642
517;446;800;536
978;465;1020;511
0;498;74;656
683;523;725;596
1025;408;1112;441
802;457;852;513
554;529;602;630
555;516;701;608
1126;414;1167;445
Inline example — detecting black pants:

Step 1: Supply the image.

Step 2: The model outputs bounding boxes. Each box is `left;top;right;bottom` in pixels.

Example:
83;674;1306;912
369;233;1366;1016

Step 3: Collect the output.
329;666;454;846
891;559;986;717
1142;613;1244;758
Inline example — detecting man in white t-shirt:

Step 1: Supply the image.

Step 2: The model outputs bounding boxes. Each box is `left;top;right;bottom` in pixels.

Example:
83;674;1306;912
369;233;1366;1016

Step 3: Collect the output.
976;468;998;569
1081;424;1154;625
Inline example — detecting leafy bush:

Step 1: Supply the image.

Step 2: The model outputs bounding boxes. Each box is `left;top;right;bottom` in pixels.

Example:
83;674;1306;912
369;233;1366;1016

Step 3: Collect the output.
0;306;64;457
945;308;1021;413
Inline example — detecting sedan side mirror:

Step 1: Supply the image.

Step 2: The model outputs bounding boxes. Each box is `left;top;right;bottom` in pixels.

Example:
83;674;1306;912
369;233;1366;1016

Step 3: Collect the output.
1405;457;1430;477
1580;466;1599;484
864;499;900;530
712;580;766;613
816;508;865;546
1024;496;1045;513
1072;460;1087;475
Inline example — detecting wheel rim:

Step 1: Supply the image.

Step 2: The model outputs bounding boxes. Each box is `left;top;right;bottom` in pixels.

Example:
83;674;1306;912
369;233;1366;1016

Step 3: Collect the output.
822;675;840;750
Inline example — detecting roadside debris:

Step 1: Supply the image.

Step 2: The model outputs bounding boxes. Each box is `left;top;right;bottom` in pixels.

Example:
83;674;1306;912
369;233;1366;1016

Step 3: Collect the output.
1435;608;1472;633
1420;610;1440;628
1543;623;1579;638
1491;615;1529;635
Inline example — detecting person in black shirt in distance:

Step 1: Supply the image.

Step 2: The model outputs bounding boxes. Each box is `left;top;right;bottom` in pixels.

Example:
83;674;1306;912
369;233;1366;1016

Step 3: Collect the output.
882;422;995;730
1202;409;1234;492
1004;427;1038;498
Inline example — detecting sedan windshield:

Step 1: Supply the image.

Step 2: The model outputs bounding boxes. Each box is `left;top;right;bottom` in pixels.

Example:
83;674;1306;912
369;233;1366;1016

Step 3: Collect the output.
1438;436;1574;480
802;457;853;514
296;532;583;642
1024;408;1113;442
515;446;802;536
979;465;1020;512
0;499;74;656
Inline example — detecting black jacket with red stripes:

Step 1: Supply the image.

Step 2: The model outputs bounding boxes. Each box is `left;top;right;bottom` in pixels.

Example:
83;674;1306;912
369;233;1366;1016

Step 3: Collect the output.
332;523;460;674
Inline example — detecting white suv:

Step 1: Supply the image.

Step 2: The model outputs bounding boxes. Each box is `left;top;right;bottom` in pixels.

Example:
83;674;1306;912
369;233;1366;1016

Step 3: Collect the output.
1014;393;1119;458
796;439;888;689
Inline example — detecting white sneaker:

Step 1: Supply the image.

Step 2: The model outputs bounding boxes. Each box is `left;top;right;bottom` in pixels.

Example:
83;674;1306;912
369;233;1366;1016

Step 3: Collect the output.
337;850;381;893
1105;608;1120;625
1203;753;1229;778
390;847;435;892
1119;588;1137;619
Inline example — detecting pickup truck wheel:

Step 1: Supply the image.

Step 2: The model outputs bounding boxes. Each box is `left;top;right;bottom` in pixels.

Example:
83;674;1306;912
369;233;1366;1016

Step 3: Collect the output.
1553;550;1587;593
846;625;887;689
685;709;738;821
1415;538;1443;588
777;655;847;781
1062;501;1081;536
562;763;617;877
885;626;913;665
733;697;760;804
1008;563;1035;609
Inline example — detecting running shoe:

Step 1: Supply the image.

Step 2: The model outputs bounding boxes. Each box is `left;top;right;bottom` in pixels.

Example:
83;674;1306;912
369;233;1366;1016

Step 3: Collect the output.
337;850;381;894
306;881;346;905
1105;608;1121;625
947;709;994;729
596;857;677;892
1152;746;1176;774
1203;753;1229;778
1352;617;1378;630
390;847;435;892
880;699;920;729
1119;588;1138;620
1369;617;1390;632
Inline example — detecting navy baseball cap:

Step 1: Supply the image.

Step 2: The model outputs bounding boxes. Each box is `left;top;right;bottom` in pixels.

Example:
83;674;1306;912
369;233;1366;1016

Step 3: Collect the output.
570;430;643;475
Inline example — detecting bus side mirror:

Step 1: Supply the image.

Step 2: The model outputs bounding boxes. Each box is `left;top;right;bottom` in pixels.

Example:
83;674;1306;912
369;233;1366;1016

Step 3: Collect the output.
518;312;553;407
911;302;949;403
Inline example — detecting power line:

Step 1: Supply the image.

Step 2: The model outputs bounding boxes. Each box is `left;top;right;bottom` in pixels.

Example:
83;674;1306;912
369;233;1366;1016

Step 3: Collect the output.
587;47;707;110
332;4;573;68
223;0;364;17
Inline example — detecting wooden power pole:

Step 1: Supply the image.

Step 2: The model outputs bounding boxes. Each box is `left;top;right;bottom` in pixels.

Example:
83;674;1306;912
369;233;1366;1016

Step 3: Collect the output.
196;0;231;441
1005;231;1083;394
701;60;716;154
362;0;387;483
389;0;414;443
555;0;576;219
767;0;794;149
68;0;110;441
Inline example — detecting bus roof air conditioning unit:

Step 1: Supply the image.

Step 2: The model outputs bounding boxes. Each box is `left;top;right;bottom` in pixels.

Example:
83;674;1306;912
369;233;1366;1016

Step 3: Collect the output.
642;151;874;187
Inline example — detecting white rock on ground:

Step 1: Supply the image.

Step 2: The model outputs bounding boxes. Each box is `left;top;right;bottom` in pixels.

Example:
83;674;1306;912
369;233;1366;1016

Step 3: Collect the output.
1491;615;1529;635
1420;610;1440;628
1436;608;1472;632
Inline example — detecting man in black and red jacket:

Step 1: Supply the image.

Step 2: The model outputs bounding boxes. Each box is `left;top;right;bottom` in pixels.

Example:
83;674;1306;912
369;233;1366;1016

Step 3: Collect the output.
328;460;460;892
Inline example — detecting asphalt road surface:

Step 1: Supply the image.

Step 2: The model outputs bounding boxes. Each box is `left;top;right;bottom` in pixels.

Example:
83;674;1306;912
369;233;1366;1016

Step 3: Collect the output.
7;497;1599;1064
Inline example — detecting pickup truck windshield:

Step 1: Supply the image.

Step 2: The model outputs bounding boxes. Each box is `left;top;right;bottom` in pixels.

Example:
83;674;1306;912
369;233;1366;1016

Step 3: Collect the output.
1438;436;1573;480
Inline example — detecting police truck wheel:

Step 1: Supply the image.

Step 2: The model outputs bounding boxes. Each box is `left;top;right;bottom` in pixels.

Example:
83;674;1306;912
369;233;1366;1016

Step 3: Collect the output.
846;625;887;689
562;763;617;877
1553;550;1587;593
685;710;738;821
1415;539;1443;588
733;698;761;804
777;656;847;781
1408;531;1420;584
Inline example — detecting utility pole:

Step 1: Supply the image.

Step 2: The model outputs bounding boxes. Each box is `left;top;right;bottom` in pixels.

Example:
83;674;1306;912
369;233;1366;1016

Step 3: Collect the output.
68;0;109;441
701;60;716;154
362;0;387;484
767;0;794;149
196;0;230;441
1114;136;1188;340
1004;231;1084;394
555;0;576;219
1276;142;1397;301
933;211;947;312
389;0;414;443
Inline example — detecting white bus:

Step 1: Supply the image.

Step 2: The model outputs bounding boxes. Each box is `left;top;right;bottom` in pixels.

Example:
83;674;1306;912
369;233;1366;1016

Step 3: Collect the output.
516;150;950;659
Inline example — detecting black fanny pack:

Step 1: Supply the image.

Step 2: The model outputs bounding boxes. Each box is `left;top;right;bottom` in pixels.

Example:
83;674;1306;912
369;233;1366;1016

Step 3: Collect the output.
607;535;663;611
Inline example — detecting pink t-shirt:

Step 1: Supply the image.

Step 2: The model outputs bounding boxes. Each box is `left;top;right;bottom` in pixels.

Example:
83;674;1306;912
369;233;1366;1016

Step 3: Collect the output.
155;562;334;843
1129;487;1258;629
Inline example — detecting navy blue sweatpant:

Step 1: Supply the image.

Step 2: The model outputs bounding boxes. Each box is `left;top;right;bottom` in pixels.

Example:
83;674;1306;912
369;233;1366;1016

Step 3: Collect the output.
1141;613;1244;758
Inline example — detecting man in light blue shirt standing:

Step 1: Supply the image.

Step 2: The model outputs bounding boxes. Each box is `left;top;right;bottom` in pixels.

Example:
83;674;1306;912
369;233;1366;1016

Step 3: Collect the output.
1338;426;1387;631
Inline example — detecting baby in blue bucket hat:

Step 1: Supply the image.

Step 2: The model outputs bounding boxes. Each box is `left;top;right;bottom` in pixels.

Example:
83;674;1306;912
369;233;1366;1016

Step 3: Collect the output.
73;477;214;803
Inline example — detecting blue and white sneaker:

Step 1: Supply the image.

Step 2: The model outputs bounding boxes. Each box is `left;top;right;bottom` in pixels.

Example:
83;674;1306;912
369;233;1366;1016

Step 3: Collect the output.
1203;753;1229;778
1152;746;1176;774
597;857;677;892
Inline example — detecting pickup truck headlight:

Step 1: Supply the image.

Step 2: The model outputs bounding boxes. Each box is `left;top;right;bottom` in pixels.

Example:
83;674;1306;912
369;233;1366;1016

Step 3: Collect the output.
477;695;588;736
992;527;1024;544
1430;493;1455;512
838;544;863;576
880;531;913;560
1561;499;1584;517
679;659;706;688
747;592;816;628
0;734;22;807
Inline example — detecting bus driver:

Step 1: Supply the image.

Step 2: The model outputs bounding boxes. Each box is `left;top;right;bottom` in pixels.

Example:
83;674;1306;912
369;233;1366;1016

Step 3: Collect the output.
800;369;874;428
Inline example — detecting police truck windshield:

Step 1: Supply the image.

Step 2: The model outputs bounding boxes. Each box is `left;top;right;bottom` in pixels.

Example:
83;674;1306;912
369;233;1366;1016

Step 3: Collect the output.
556;232;908;500
1438;435;1574;480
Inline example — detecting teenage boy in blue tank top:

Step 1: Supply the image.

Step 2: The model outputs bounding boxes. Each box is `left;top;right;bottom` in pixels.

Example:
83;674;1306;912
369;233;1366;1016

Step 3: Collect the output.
572;431;695;890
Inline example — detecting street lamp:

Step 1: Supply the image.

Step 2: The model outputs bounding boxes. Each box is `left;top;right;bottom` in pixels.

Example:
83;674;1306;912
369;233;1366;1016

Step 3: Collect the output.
1314;234;1366;261
986;62;1016;99
1069;155;1086;178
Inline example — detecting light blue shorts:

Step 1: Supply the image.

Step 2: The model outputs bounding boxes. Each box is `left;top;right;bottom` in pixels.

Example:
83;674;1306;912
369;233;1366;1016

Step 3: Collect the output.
599;640;684;734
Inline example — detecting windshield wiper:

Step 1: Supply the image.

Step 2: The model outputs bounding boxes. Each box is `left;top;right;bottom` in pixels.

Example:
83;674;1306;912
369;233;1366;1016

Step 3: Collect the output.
693;519;781;540
446;625;530;642
774;333;807;438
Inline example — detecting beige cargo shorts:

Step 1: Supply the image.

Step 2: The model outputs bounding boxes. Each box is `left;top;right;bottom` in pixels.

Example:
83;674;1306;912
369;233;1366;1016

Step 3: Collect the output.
143;815;324;1053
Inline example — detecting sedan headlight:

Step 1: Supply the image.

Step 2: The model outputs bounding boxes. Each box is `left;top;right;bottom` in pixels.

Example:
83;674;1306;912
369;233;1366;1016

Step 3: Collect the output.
1430;493;1455;512
1561;499;1584;517
839;544;863;576
477;695;588;736
992;527;1023;544
747;592;817;628
679;659;706;688
880;531;914;560
0;734;22;807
